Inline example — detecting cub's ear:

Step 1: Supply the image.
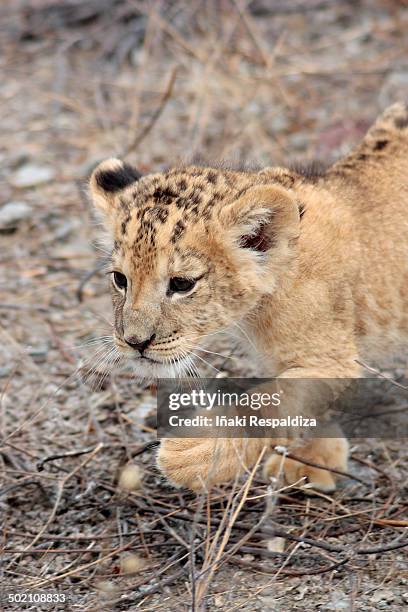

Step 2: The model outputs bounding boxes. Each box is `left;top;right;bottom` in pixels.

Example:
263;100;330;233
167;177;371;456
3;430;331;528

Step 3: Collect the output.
218;184;300;254
89;158;141;215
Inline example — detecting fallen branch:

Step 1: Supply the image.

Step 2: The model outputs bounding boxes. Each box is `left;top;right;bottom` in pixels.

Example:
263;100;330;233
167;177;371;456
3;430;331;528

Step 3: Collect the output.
261;527;408;556
230;555;350;577
37;444;104;472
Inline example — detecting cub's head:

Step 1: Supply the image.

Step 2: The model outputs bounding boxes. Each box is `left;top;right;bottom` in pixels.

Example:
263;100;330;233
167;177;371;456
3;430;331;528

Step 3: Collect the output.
90;159;299;378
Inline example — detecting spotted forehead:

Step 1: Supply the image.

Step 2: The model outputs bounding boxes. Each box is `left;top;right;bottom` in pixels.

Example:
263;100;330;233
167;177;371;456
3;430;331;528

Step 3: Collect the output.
113;167;245;252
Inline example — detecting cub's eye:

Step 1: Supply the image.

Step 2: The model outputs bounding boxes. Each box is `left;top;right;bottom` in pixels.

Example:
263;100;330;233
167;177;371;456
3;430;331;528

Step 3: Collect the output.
169;277;196;293
112;271;127;291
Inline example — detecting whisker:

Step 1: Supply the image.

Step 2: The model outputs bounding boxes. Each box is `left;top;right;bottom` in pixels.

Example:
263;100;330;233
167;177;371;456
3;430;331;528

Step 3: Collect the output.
67;336;113;351
182;329;228;343
82;345;118;380
85;347;123;389
187;350;221;374
96;354;122;388
181;353;200;380
179;348;201;378
231;321;258;353
193;345;238;361
87;311;115;330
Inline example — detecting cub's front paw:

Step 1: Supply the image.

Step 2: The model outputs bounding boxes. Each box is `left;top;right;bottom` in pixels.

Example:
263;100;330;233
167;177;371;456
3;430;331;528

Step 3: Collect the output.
157;437;264;491
263;438;349;493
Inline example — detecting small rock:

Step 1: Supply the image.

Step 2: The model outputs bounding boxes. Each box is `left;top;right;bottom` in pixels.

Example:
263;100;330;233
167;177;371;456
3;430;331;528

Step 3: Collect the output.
10;163;55;188
267;537;286;553
294;586;308;601
0;202;32;228
27;344;48;363
371;589;395;604
0;366;13;377
330;591;351;610
258;593;280;610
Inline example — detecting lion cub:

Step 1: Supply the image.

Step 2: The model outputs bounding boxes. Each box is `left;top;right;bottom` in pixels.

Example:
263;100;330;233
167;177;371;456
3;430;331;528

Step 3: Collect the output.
90;103;408;491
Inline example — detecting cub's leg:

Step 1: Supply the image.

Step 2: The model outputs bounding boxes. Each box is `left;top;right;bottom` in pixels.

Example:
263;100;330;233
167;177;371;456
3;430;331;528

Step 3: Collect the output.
157;437;268;491
263;361;359;492
157;434;348;492
158;361;359;492
263;436;349;493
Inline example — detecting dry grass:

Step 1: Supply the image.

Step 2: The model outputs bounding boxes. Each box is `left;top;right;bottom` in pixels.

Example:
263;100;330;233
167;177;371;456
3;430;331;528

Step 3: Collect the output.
1;1;408;610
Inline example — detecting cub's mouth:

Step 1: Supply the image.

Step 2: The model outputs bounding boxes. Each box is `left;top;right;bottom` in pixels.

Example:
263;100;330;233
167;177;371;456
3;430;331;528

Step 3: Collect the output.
139;354;158;363
114;335;188;367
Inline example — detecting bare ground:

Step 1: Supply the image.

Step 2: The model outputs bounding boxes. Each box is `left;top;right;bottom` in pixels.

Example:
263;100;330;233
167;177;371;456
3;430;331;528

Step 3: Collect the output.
0;1;407;610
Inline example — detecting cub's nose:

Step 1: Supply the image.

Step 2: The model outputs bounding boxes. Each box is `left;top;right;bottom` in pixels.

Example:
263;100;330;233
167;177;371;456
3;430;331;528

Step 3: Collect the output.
124;333;156;354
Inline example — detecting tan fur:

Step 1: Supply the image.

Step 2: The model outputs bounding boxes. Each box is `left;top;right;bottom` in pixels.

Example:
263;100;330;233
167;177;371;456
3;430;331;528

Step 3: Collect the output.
90;104;408;491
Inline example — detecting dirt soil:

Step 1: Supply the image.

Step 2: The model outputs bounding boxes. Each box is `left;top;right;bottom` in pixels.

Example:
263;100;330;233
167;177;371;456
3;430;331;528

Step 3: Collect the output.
0;1;407;610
